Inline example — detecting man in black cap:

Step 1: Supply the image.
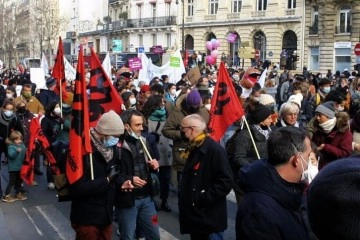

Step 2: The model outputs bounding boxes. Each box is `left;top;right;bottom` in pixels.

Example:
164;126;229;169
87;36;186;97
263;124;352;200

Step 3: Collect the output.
38;77;60;108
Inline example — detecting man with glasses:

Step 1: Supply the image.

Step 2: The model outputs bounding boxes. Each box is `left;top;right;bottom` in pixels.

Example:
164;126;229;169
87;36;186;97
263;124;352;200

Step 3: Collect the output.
178;114;233;240
235;127;311;240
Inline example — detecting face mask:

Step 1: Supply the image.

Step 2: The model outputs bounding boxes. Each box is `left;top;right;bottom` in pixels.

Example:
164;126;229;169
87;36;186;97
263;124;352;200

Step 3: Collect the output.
159;106;165;110
129;98;137;106
4;110;13;117
22;92;31;99
103;136;119;148
322;87;331;93
205;104;211;111
6;93;13;99
233;75;240;81
299;154;309;182
307;159;319;184
53;107;61;116
128;129;140;139
17;106;26;114
336;106;344;111
170;89;177;96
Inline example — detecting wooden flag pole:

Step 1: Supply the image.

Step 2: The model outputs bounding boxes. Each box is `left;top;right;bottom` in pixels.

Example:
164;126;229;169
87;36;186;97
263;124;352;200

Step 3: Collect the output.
243;117;261;160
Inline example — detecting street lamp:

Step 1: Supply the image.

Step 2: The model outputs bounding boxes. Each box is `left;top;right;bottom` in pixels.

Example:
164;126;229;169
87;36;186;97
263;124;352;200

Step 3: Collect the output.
175;0;185;61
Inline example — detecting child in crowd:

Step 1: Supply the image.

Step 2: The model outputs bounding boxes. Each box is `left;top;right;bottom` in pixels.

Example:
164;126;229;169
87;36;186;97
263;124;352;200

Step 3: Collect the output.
2;131;27;202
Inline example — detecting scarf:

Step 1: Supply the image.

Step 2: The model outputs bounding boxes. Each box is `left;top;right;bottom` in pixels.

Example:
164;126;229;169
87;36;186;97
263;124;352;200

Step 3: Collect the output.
253;124;271;139
319;117;337;134
180;132;207;160
280;119;299;128
90;128;113;162
0;111;14;127
149;108;166;121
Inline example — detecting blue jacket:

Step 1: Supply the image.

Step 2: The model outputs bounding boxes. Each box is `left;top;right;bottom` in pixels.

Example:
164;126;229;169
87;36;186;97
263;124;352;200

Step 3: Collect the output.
7;143;26;171
236;159;310;240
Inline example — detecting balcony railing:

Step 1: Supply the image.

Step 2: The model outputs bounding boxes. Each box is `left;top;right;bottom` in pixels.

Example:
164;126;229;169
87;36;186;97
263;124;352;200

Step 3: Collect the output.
109;0;119;4
251;11;266;18
285;9;295;15
309;26;318;35
126;16;176;28
204;15;216;21
227;13;240;19
335;25;352;34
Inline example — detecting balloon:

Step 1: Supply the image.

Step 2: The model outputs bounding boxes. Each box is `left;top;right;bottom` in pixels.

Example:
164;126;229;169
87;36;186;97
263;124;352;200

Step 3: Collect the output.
205;41;213;51
227;33;237;43
211;38;217;49
206;55;216;65
215;39;220;48
211;50;218;58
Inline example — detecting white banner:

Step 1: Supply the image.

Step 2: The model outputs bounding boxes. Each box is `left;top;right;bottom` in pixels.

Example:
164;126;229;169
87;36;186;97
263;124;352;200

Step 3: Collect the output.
102;52;112;79
138;50;186;84
40;52;49;76
30;68;46;89
63;57;76;81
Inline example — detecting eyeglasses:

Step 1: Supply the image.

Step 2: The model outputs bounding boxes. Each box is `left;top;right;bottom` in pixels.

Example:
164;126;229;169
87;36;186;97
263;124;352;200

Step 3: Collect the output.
180;125;197;131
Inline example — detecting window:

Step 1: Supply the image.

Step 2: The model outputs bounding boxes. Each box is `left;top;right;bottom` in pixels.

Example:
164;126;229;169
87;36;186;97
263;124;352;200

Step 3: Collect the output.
188;0;194;17
288;0;296;9
151;4;156;18
152;34;157;46
209;0;218;15
257;0;267;11
138;35;143;47
309;47;319;70
165;3;170;16
335;47;351;72
310;6;318;35
138;5;142;19
166;33;171;48
232;0;242;13
339;5;351;33
114;9;118;20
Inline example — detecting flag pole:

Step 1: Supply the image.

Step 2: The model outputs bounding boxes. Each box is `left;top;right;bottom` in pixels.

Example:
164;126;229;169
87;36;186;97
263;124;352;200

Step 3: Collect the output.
243;116;260;160
139;137;152;160
89;153;94;180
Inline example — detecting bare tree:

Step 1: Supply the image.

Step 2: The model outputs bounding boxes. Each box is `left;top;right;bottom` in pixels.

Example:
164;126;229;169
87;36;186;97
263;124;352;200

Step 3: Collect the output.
0;1;18;67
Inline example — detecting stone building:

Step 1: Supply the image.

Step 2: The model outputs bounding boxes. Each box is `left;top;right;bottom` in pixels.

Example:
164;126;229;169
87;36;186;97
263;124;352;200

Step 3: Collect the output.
304;0;360;74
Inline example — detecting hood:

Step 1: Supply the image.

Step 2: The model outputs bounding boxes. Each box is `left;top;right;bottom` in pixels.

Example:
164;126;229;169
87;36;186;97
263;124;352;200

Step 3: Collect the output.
237;159;305;211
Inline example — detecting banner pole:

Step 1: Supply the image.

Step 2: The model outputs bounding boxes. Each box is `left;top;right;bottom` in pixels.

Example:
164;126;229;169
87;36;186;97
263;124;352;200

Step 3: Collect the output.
243;117;260;160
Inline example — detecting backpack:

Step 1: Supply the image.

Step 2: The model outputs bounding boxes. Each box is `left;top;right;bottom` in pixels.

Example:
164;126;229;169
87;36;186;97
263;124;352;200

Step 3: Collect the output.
225;127;243;174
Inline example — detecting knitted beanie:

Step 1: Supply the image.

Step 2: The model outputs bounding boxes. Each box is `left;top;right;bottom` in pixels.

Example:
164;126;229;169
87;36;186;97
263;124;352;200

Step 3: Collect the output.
186;89;202;107
46;77;56;87
258;94;275;106
140;85;151;93
288;95;302;108
250;103;272;123
315;101;336;119
95;110;124;136
307;157;360;240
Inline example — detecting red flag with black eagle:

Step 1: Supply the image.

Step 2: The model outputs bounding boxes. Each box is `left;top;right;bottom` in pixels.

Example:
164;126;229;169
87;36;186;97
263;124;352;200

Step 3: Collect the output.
20;117;59;185
89;47;123;127
208;62;244;142
52;36;71;104
66;45;92;184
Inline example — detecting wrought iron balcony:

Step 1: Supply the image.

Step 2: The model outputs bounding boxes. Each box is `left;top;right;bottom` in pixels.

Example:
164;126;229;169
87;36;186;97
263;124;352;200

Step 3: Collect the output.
109;0;119;4
335;25;351;34
309;26;318;35
110;16;176;29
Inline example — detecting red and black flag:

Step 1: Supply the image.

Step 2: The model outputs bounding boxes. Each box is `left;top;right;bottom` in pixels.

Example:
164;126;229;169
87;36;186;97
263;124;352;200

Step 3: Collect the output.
52;36;71;104
20;117;59;185
66;45;92;184
89;47;123;127
208;62;244;142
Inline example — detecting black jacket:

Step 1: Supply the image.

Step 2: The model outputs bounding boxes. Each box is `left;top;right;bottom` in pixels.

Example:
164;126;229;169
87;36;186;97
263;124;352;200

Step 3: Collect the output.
69;143;118;225
236;159;309;240
179;137;233;234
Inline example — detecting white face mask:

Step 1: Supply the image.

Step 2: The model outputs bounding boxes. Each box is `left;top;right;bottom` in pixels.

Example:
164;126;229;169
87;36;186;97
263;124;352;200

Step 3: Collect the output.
299;153;318;183
205;104;211;111
6;93;13;99
170;89;177;96
336;106;344;111
129;98;137;106
54;107;61;115
299;154;309;182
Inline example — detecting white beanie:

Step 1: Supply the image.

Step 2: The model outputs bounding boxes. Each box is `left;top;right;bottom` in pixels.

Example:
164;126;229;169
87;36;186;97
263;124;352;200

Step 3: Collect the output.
95;110;124;136
288;95;302;108
258;94;275;105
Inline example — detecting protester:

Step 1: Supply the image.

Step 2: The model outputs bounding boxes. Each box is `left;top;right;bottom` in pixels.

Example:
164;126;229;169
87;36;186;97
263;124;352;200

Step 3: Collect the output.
38;77;60;108
179;114;233;240
307;157;360;240
69;110;128;240
2;131;27;202
236;127;311;240
0;100;16;165
117;109;160;240
13;83;44;115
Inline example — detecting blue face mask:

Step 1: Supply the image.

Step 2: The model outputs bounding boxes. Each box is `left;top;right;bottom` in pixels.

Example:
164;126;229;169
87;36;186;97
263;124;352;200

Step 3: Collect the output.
103;136;119;147
4;110;13;117
322;87;331;93
129;129;140;140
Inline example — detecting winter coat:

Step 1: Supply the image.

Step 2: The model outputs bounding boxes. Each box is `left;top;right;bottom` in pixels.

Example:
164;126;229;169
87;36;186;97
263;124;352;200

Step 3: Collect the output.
38;89;59;109
309;112;352;169
230;124;269;174
236;159;310;240
9;110;35;147
116;136;158;208
179;137;233;234
13;95;44;115
162;95;209;171
69;142;119;226
41;114;61;145
147;119;172;166
7;142;26;171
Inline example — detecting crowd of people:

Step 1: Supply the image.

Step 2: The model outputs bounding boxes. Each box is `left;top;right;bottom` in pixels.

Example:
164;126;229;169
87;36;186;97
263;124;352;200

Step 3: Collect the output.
0;58;359;240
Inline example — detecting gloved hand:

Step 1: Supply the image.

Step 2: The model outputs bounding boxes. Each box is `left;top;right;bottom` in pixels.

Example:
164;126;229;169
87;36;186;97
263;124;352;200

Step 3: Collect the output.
107;165;120;183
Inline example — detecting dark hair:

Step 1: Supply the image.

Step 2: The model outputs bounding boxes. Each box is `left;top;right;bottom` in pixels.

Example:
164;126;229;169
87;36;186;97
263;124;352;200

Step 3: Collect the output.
6;85;17;98
324;90;346;104
120;109;144;125
267;127;307;166
45;101;59;116
150;84;164;95
141;95;164;120
2;99;14;109
167;83;175;91
319;78;331;86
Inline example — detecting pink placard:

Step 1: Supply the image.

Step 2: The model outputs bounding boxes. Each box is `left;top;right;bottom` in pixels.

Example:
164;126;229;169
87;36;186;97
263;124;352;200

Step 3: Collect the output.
128;57;142;70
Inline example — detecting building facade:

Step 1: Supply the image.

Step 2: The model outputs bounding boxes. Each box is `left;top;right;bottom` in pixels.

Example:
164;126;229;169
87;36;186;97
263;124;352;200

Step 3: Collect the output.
304;0;360;74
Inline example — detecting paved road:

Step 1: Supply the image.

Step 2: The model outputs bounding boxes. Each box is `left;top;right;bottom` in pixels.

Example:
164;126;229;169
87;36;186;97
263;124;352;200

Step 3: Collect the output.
0;164;237;240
